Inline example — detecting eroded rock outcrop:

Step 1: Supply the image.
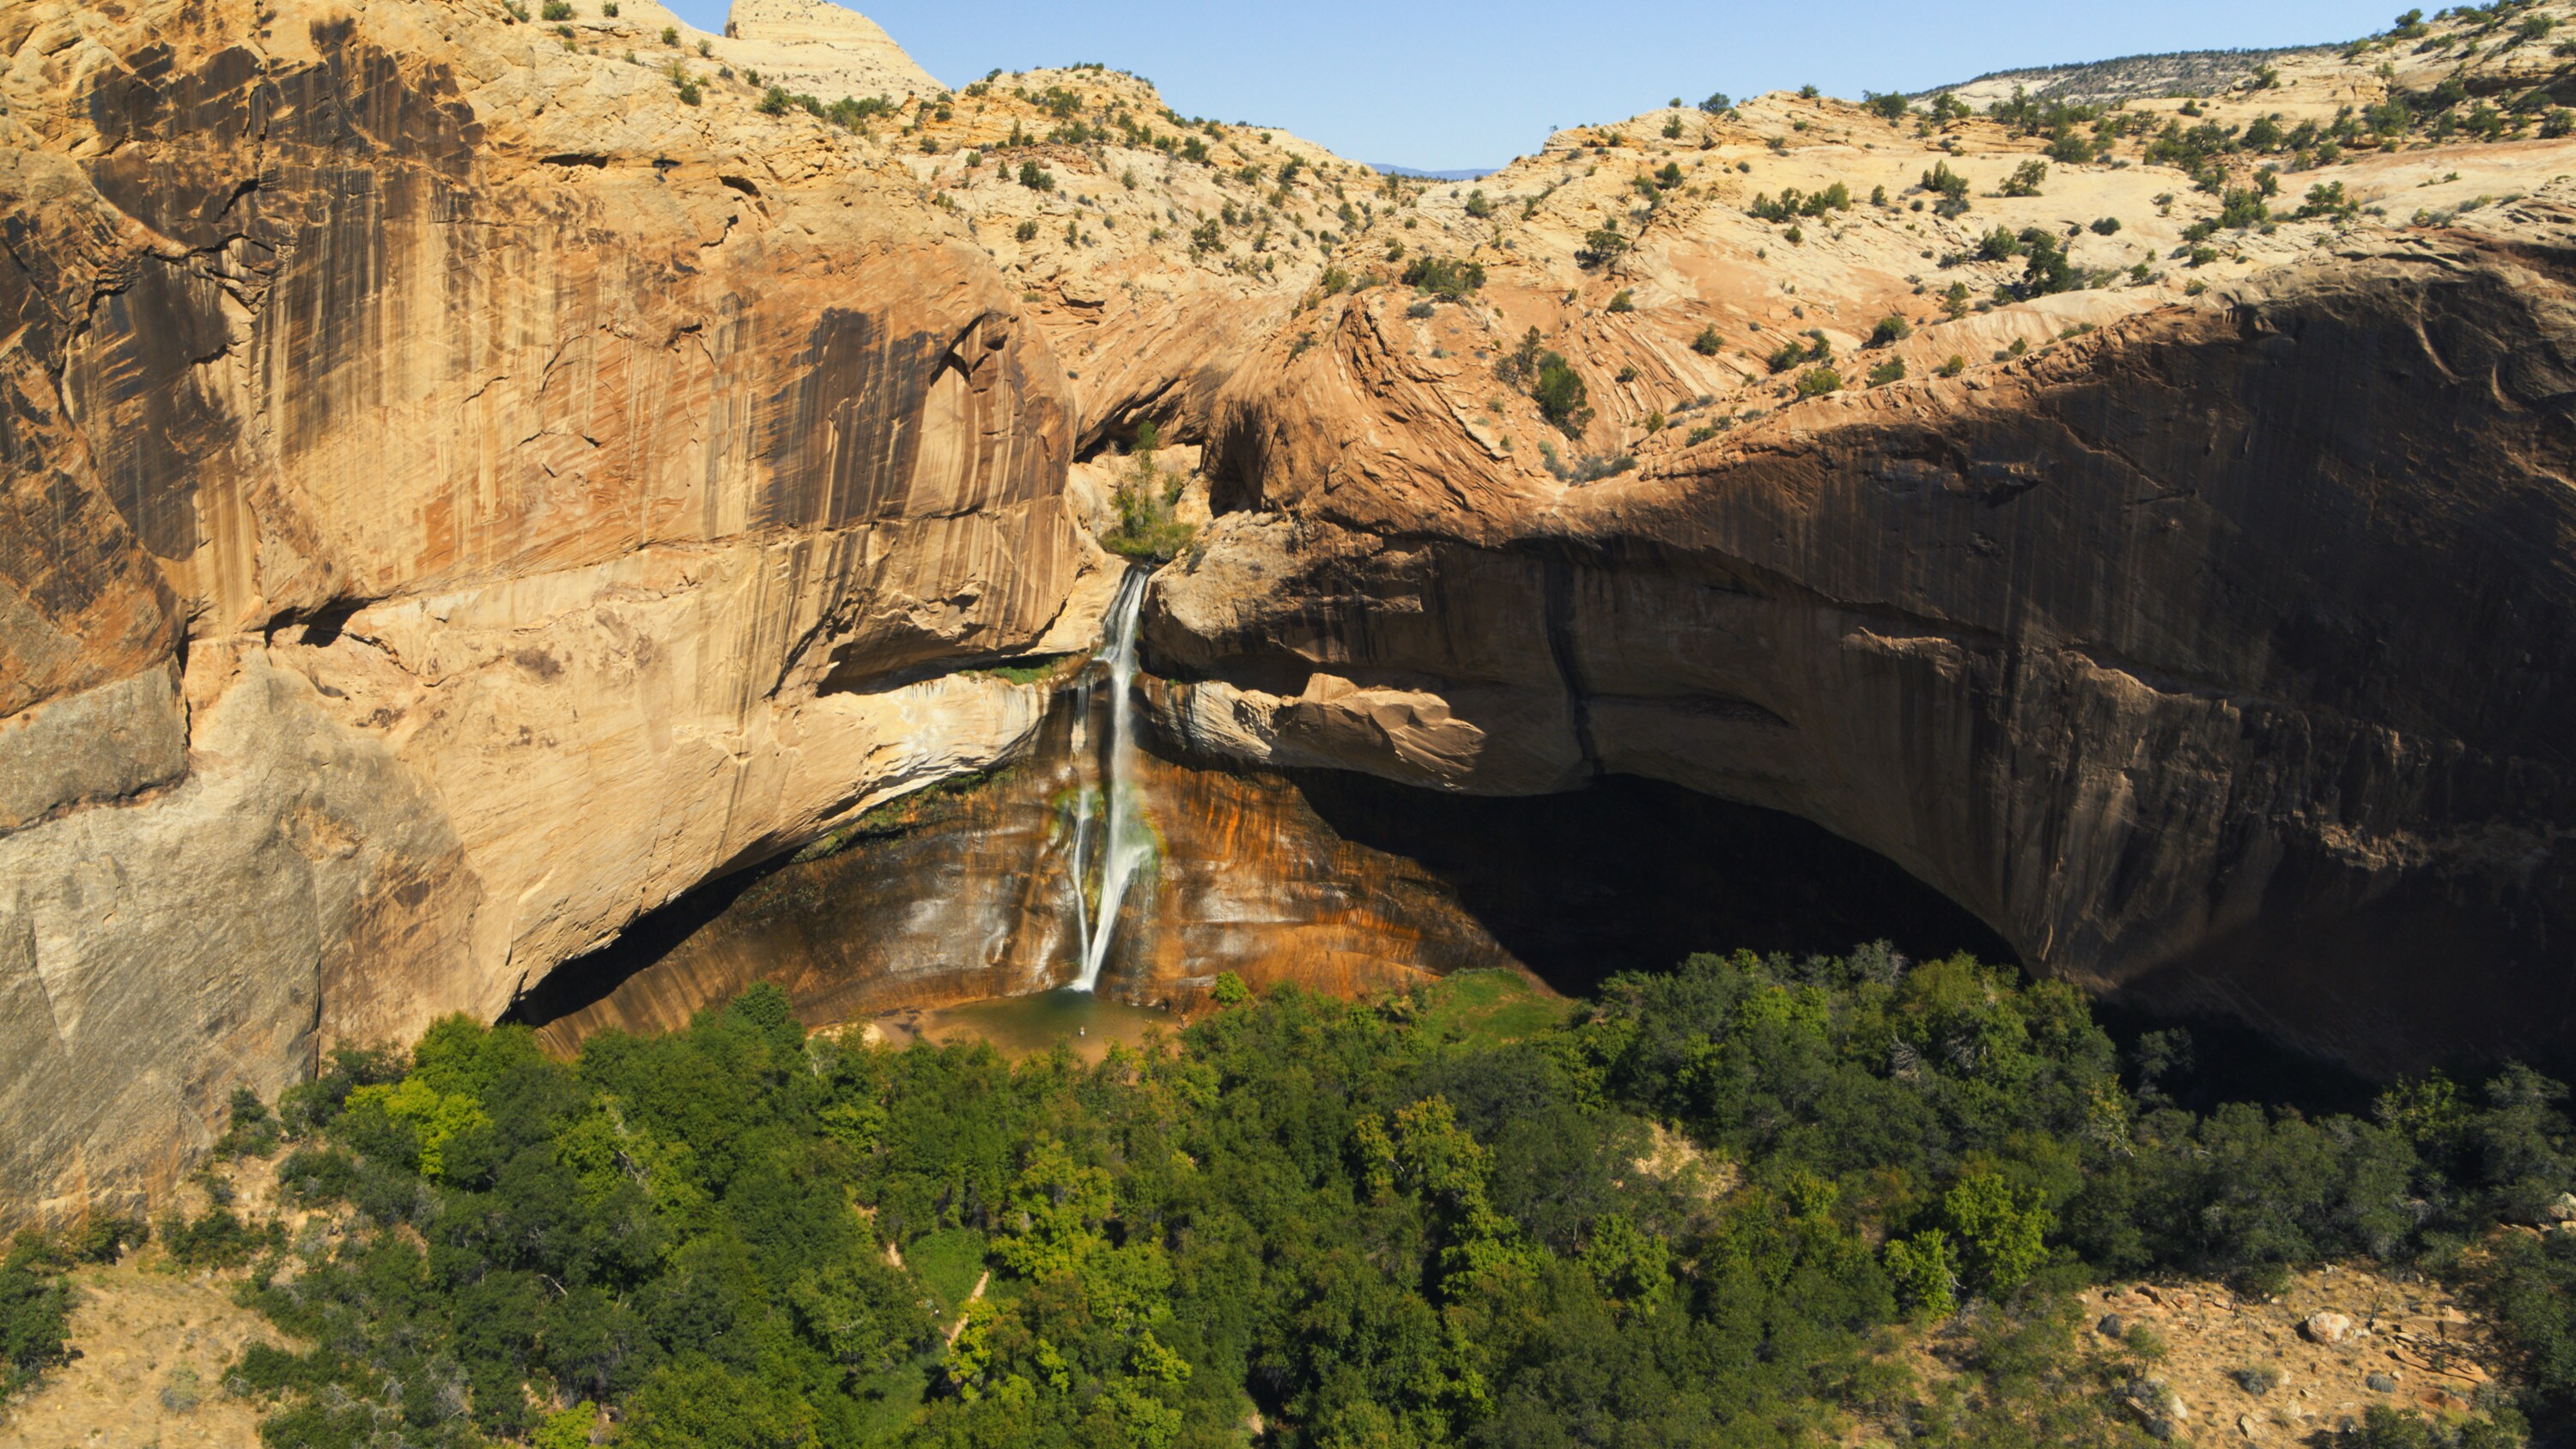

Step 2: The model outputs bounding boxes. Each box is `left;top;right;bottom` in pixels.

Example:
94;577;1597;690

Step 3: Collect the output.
0;0;1087;1222
1154;220;2576;1071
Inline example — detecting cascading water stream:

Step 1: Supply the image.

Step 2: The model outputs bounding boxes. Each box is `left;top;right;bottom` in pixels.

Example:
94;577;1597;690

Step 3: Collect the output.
1072;570;1151;991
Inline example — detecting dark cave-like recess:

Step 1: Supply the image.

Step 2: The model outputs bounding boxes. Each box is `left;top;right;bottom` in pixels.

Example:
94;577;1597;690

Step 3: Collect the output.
1282;768;2020;996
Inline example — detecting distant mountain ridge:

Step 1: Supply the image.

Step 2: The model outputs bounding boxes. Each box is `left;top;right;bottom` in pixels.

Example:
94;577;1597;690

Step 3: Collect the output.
1371;164;1494;181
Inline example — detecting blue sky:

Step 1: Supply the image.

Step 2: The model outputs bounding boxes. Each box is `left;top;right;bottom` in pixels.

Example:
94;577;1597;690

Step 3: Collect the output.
663;0;2402;170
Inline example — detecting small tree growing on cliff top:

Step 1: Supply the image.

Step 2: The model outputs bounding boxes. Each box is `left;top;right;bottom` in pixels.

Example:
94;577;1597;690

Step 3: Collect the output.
1577;221;1627;269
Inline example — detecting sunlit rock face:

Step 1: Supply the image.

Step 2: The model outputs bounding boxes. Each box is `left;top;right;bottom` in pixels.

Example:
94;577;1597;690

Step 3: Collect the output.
1151;223;2576;1074
0;0;1083;1224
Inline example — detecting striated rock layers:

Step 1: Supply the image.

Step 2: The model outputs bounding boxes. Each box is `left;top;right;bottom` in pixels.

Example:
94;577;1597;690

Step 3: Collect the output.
1149;220;2576;1072
0;0;1087;1222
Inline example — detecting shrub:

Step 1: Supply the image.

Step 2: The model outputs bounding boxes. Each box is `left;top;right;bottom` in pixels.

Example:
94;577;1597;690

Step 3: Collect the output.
1577;222;1627;268
1691;324;1722;356
1864;91;1911;122
1868;314;1911;347
1748;182;1850;222
1013;220;1039;242
1606;289;1635;313
159;1205;281;1271
1765;329;1830;373
2089;215;2121;234
1531;353;1591;436
1868;358;1905;386
2295;180;2356;220
0;1234;73;1403
1102;452;1194;561
2217;188;2269;228
1794;366;1842;398
757;85;791;115
2012;228;2074;296
1698;91;1732;114
600;1;615;13
1921;160;1971;210
214;1087;283;1158
65;1216;147;1264
1936;354;1966;378
1464;189;1494;218
659;24;677;44
2000;160;2047;197
1018;161;1054;191
540;0;572;18
1885;1230;1957;1319
1402;256;1485;301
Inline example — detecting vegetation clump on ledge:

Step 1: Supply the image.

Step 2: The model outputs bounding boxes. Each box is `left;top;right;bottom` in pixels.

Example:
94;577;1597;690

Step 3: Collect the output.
1099;423;1194;562
15;943;2566;1447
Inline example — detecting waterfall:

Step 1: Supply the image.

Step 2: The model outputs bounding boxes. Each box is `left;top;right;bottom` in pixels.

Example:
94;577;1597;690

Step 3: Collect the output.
1073;570;1151;991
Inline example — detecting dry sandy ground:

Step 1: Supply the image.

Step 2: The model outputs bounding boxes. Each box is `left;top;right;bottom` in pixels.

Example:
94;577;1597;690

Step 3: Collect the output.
0;1259;281;1449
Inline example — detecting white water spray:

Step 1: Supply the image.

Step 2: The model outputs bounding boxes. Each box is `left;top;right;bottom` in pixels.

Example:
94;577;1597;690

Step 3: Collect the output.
1065;789;1096;951
1073;570;1151;991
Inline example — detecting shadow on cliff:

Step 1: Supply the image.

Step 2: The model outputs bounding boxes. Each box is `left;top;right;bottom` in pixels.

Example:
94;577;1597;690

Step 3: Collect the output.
1281;769;2018;997
504;855;794;1031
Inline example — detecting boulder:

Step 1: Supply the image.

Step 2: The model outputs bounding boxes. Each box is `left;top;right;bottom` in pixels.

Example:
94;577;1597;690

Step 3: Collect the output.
2303;1313;2355;1346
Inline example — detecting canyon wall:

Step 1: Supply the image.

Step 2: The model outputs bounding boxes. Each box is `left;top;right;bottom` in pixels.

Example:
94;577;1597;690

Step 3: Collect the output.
0;0;1090;1222
9;0;2576;1225
1151;221;2576;1071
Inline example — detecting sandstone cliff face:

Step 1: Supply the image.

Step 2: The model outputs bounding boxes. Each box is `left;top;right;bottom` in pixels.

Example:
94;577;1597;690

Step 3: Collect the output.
0;0;1087;1222
521;688;1515;1051
1154;218;2576;1071
11;0;2576;1228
